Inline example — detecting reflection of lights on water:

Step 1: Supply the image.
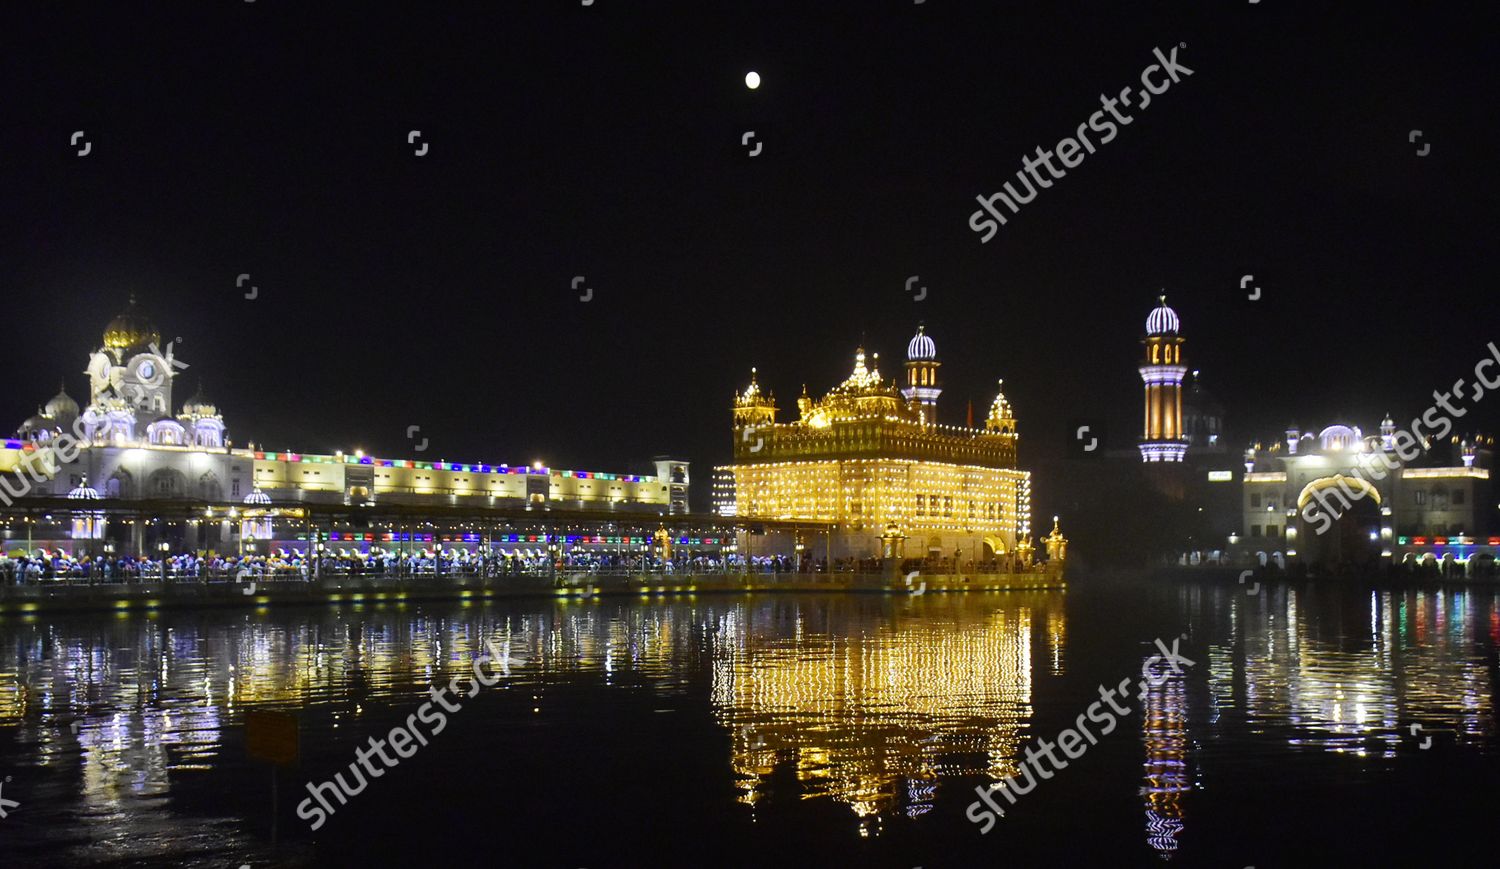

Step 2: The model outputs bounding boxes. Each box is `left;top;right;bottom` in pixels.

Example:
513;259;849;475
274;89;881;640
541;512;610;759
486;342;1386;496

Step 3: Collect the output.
1145;809;1183;854
904;778;937;818
1220;587;1494;757
1142;659;1190;858
2;582;1496;859
714;601;1054;818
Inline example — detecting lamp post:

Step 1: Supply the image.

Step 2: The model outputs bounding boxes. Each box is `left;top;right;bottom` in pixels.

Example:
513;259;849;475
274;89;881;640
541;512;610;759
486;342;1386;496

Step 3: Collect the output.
158;540;170;583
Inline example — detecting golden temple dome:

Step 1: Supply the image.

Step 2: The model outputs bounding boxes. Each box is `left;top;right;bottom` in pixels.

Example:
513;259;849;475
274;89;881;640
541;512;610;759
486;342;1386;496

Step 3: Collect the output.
102;294;160;352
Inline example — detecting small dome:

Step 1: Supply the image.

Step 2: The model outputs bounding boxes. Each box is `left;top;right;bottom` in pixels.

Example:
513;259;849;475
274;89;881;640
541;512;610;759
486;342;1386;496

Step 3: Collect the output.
985;379;1015;431
68;478;100;500
44;384;79;420
1318;424;1362;451
1145;293;1180;336
181;381;218;417
20;411;50;434
102;294;160;352
907;325;937;361
833;347;886;393
243;488;271;505
736;368;771;406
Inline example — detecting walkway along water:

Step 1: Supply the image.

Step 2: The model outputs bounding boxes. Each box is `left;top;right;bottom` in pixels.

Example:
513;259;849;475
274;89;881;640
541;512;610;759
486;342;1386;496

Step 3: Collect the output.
0;567;1066;615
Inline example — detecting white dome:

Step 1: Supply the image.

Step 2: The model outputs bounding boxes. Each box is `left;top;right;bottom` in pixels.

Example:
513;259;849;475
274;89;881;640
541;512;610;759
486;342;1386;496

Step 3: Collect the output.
68;481;100;500
907;326;937;361
1146;296;1181;335
243;488;271;505
45;386;79;420
1318;424;1362;451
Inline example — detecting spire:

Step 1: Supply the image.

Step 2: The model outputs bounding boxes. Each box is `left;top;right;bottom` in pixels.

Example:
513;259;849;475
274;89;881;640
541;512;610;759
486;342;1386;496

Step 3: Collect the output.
835;346;884;392
986;379;1016;433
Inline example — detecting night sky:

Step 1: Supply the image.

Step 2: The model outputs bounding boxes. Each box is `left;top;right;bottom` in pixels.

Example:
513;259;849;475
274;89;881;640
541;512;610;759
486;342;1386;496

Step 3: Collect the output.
5;2;1497;507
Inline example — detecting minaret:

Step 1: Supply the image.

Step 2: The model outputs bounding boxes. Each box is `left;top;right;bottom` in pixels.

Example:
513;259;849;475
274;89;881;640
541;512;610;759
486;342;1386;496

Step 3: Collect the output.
902;325;941;426
1138;294;1187;462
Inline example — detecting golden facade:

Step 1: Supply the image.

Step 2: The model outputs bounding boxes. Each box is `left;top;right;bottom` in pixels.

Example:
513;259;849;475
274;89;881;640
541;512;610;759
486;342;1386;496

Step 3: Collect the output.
724;331;1031;557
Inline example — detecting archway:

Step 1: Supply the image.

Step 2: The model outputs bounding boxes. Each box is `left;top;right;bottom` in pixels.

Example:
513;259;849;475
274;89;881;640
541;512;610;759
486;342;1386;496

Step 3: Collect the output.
198;471;222;501
106;469;135;499
146;468;187;499
1296;475;1382;567
1296;474;1382;514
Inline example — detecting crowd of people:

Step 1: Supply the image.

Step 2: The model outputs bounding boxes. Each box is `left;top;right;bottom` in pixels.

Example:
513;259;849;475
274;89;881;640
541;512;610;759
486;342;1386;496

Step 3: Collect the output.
0;546;1039;586
0;547;829;585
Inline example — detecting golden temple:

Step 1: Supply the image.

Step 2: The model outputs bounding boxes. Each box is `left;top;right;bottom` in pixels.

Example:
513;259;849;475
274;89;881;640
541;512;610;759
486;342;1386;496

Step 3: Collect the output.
721;327;1032;562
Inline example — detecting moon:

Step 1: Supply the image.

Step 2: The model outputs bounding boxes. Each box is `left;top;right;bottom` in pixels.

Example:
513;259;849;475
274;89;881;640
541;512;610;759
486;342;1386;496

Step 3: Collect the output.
745;71;761;90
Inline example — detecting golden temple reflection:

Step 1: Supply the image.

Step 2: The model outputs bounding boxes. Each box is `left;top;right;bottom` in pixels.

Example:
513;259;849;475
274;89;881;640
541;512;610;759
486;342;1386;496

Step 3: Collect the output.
712;596;1062;821
1047;608;1067;675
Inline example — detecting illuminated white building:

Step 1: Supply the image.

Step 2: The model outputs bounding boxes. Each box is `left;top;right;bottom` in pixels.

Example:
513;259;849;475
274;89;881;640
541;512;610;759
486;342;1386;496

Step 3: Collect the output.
1;298;690;526
1239;421;1495;566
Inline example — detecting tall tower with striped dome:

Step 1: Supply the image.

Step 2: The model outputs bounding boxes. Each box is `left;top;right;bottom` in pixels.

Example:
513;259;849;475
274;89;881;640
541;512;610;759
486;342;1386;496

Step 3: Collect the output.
902;325;941;427
1139;294;1187;462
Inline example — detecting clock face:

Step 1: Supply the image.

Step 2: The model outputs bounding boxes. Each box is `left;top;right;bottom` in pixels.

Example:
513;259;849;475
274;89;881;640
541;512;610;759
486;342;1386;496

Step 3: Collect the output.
136;359;159;384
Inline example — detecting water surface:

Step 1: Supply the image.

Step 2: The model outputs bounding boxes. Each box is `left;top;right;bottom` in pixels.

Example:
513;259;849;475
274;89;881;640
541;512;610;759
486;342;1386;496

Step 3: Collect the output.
1;578;1496;866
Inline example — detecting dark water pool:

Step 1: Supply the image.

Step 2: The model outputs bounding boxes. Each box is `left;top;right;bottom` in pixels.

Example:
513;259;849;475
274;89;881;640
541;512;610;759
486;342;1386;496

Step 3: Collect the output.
1;577;1497;867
